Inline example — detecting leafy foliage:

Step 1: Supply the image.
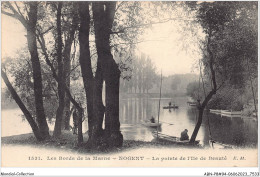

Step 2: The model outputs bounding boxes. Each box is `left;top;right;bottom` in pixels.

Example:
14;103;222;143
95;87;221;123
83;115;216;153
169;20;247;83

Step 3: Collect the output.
3;48;58;120
187;1;257;112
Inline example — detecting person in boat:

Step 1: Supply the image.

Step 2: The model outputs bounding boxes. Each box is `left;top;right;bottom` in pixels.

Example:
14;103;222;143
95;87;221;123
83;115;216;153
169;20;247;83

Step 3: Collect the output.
72;109;78;134
150;116;155;123
180;129;189;141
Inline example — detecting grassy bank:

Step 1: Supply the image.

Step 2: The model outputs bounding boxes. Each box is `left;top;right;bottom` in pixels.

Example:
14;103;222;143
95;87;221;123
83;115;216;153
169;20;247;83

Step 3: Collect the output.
2;130;201;154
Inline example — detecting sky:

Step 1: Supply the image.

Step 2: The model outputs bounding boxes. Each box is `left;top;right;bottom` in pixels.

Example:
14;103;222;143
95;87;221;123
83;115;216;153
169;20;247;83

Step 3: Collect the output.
2;15;27;60
137;20;203;76
1;5;204;76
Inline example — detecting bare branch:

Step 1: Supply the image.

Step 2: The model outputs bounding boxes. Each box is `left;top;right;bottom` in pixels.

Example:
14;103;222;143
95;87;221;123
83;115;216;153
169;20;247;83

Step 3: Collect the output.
66;61;97;79
37;35;57;79
36;29;82;111
111;17;195;34
110;29;124;34
40;26;54;35
6;1;18;14
1;10;16;18
111;39;164;48
2;2;28;28
14;2;27;22
24;4;29;20
90;52;97;59
68;64;80;77
216;81;225;91
115;1;126;13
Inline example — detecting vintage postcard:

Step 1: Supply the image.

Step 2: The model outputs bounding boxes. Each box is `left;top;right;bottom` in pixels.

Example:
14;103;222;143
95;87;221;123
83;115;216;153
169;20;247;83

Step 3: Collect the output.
1;1;258;176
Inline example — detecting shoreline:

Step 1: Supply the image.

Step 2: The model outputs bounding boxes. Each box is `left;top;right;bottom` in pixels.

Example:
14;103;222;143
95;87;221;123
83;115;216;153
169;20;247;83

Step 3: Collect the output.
2;131;257;154
1;132;258;168
1;131;204;155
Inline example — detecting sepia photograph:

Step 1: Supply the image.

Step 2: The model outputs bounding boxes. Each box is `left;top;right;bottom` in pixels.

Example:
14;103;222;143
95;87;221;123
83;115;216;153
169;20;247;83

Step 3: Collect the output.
1;0;258;176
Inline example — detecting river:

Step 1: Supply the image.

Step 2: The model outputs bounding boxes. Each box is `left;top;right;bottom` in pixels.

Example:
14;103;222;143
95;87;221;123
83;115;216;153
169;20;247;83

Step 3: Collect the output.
1;96;258;148
119;96;257;147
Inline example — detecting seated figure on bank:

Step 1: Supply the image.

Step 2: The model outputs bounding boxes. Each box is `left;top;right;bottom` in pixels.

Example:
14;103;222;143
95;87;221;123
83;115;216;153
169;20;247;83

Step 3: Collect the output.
150;116;155;123
180;129;189;141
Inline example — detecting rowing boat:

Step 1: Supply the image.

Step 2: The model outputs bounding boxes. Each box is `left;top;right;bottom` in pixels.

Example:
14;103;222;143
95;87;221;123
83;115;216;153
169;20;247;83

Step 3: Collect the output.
209;109;222;114
152;132;200;145
142;120;161;128
221;110;242;116
209;140;233;149
187;102;197;106
209;109;229;114
189;103;197;106
210;109;237;116
163;105;179;109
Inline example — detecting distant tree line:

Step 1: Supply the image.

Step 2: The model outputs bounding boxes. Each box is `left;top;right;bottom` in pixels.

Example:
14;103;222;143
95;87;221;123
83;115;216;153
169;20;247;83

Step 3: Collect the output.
120;53;159;94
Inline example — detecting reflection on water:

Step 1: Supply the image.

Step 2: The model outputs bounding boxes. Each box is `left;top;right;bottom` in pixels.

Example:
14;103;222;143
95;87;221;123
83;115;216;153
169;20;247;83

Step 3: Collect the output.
119;97;258;147
2;109;33;137
2;97;257;148
1;109;88;137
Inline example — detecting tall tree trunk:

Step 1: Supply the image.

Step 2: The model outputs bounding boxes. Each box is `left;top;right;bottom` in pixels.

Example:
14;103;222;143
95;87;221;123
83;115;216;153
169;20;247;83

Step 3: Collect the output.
63;69;71;130
93;2;123;147
78;2;95;141
2;70;43;141
190;89;216;143
190;31;216;143
77;108;83;143
92;61;105;145
63;6;77;130
27;2;49;139
53;2;65;137
245;56;258;118
63;54;71;130
78;2;106;148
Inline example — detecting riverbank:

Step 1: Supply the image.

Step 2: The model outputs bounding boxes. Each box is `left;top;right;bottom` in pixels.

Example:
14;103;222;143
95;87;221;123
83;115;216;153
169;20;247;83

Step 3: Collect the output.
1;130;202;154
2;131;258;168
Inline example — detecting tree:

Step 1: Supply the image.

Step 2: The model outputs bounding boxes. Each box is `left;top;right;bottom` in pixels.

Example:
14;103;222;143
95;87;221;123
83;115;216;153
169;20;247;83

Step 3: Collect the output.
93;2;123;147
53;2;65;137
144;57;157;93
34;2;84;142
2;2;50;139
189;1;258;143
3;48;58;121
78;2;105;147
37;2;82;132
62;2;78;130
186;81;200;99
1;69;44;140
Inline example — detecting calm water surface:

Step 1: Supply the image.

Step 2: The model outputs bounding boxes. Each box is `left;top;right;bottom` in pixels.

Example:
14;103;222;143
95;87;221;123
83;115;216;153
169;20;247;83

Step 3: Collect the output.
119;97;258;147
2;97;257;148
